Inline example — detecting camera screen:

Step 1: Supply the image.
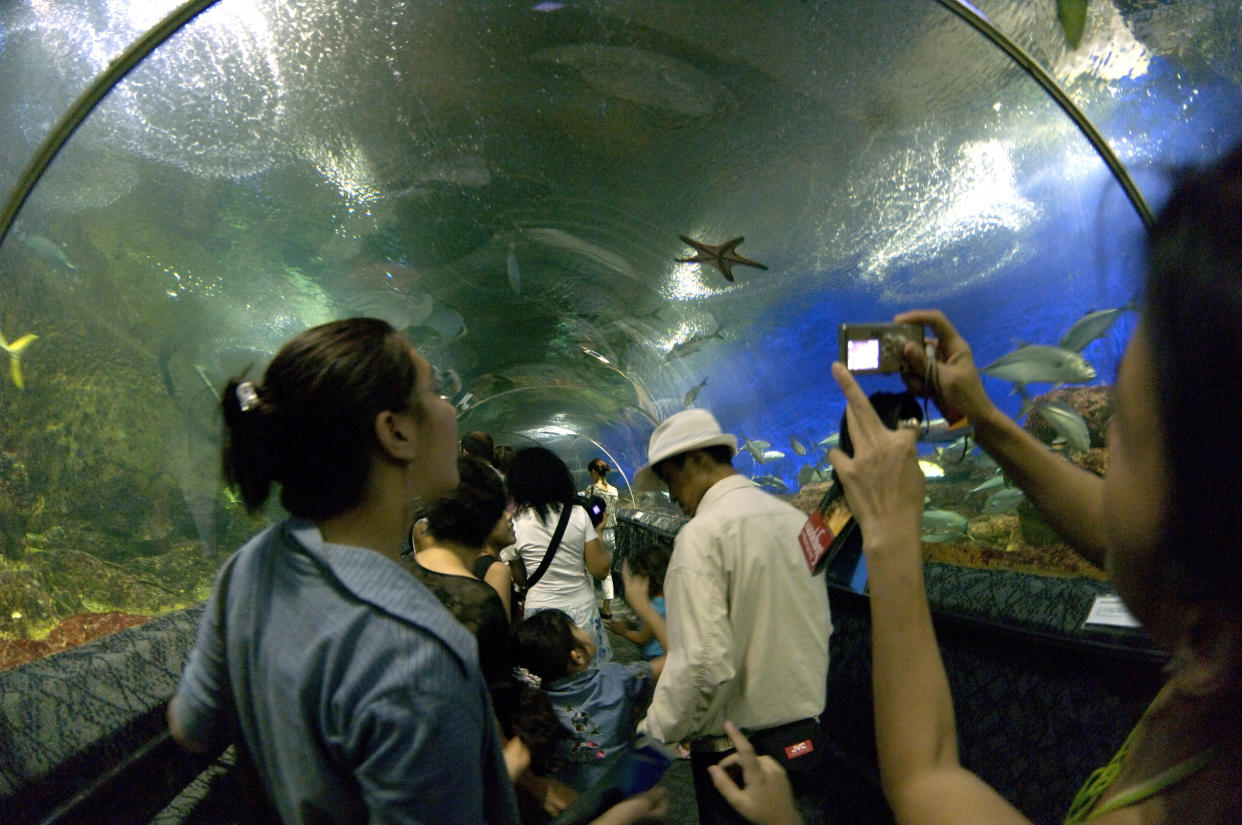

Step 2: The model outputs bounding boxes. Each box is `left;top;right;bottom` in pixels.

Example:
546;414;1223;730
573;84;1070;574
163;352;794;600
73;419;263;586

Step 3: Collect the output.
846;338;881;371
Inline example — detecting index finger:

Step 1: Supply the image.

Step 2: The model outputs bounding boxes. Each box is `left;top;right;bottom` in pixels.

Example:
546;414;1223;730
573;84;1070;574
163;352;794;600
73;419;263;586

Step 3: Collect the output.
722;720;758;764
894;309;961;348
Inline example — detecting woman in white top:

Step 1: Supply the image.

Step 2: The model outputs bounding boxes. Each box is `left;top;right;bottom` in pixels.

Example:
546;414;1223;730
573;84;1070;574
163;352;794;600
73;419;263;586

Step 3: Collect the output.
509;447;612;665
582;458;621;618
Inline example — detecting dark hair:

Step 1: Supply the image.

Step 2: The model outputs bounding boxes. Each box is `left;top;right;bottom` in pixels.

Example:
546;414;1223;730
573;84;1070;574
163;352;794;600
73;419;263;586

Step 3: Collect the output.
656;443;735;478
492;444;516;476
507;447;577;522
461;430;495;463
627;542;673;599
588;458;610;477
1145;144;1242;604
421;456;507;548
220;317;419;520
511;609;583;685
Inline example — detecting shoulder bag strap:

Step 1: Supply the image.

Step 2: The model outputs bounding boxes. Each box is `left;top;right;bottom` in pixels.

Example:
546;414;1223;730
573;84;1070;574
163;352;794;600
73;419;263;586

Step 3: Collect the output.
523;503;574;590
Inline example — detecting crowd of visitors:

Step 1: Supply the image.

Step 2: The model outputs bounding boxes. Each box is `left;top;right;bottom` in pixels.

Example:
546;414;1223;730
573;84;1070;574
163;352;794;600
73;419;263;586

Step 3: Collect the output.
169;144;1242;824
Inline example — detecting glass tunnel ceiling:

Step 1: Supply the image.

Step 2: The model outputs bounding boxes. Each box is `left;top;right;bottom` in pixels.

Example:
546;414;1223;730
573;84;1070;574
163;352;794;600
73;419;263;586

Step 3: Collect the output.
1;0;1241;506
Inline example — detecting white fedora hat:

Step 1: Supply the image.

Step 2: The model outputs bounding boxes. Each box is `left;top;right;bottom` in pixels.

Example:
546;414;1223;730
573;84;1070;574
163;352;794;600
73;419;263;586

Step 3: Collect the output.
634;409;738;491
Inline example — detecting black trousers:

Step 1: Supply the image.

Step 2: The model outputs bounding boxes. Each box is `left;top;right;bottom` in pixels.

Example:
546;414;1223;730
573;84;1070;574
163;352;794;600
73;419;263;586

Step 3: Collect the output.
689;747;753;825
689;718;826;825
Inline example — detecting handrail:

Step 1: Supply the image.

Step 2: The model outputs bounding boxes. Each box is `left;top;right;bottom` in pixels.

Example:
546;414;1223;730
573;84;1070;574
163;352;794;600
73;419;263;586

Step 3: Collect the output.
931;0;1156;232
0;0;223;248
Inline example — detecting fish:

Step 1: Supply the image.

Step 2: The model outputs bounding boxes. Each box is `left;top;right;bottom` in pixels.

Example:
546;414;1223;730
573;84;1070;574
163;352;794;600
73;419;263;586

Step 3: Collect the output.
683;377;708;407
751;475;788;493
506;242;521;295
917;417;975;445
758;449;786;464
0;329;37;390
424;303;468;340
342;287;434;331
738;434;770;463
1058;305;1132;353
13;228;77;271
980;345;1096;389
969;475;1006;494
523;227;643;283
922;508;968;533
666;328;724;361
1056;0;1088;48
789;437;807;456
1031;401;1091;453
581;347;614;366
797;464;826;486
818;433;840;448
982;487;1025;514
918;459;945;479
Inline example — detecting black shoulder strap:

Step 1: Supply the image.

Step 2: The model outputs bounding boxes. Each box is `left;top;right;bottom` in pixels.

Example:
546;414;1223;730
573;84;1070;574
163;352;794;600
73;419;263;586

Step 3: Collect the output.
524;504;574;590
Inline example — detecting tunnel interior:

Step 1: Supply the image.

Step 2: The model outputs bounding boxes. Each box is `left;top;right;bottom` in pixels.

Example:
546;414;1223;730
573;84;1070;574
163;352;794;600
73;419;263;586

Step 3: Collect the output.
0;0;1240;662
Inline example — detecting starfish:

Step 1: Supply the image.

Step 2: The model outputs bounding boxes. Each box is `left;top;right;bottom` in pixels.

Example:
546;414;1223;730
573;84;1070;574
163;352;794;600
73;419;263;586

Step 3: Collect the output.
676;235;768;282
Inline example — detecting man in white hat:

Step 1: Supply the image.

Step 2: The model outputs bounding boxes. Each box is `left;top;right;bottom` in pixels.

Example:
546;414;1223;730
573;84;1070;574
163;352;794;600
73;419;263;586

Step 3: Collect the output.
632;409;832;825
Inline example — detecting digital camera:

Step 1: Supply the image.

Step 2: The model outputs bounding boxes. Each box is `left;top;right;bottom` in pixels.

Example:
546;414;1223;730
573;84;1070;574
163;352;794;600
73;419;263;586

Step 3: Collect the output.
838;322;924;375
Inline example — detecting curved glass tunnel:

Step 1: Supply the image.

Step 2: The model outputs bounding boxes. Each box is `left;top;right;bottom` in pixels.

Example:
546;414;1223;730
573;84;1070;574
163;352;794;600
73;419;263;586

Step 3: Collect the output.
0;0;1240;666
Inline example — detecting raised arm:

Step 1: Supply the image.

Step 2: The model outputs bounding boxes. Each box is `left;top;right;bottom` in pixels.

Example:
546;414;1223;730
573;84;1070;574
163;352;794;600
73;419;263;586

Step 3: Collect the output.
584;535;611;579
895;309;1107;568
829;362;1031;825
620;562;667;652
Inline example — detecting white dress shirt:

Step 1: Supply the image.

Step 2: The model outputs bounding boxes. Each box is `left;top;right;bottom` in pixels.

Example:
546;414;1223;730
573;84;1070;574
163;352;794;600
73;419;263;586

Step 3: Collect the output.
640;474;832;743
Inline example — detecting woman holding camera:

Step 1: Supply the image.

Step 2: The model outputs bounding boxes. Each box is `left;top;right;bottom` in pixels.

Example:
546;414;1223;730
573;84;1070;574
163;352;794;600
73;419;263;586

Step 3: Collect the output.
509;447;613;666
824;146;1242;824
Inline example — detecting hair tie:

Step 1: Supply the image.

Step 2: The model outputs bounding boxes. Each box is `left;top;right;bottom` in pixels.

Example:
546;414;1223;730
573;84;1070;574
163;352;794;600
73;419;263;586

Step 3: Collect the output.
513;666;542;689
236;381;260;412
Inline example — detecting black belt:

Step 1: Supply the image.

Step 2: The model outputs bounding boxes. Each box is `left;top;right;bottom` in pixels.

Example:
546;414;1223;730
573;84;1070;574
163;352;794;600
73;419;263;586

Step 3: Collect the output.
689;717;819;755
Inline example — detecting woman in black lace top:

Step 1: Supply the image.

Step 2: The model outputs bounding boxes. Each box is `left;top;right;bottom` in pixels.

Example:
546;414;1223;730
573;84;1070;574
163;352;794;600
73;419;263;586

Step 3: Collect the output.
403;455;512;690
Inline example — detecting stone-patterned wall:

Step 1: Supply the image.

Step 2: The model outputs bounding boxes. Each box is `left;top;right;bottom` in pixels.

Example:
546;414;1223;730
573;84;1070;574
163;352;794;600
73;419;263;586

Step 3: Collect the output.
0;607;204;824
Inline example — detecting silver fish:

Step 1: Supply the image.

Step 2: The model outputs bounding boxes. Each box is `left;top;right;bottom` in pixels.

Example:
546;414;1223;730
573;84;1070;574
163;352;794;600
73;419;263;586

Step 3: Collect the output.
14;228;77;270
523;226;643;283
683;377;708;407
1032;401;1091;453
738;434;771;462
789;437;807;456
980;345;1096;388
982;487;1025;514
969;475;1006;494
751;475;788;493
917;417;976;445
797;464;826;486
506;242;521;295
1058;306;1130;353
758;449;786;464
667;329;724;361
342;287;434;331
818;433;840;448
922;508;968;533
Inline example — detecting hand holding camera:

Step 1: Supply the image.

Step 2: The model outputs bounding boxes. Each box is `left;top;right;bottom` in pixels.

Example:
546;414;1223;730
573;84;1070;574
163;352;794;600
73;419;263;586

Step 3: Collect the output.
890;309;996;428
